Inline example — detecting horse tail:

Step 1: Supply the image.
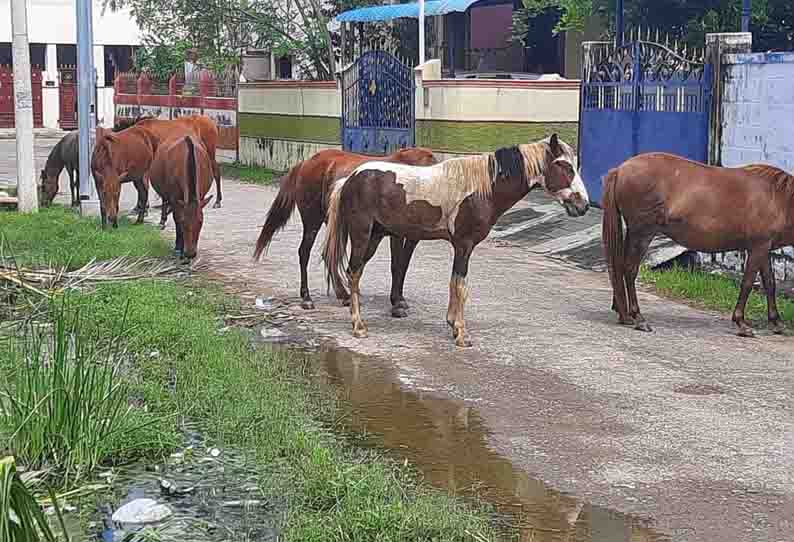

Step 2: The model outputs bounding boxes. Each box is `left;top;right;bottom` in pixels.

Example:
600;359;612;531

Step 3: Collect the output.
602;168;627;318
322;176;353;293
253;164;300;261
185;136;197;202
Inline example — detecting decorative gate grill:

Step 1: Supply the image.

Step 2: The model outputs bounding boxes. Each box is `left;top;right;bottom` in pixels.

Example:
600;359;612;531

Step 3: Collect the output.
0;66;44;129
341;50;415;154
59;67;78;130
579;37;711;204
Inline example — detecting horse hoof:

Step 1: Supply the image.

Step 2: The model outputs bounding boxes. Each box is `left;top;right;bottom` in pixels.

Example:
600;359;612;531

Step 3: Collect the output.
341;298;351;307
634;321;653;333
391;306;408;318
771;322;786;335
455;337;473;348
737;327;755;338
213;201;222;209
395;299;409;310
618;317;636;327
173;249;183;258
159;223;167;230
301;300;315;310
352;327;368;339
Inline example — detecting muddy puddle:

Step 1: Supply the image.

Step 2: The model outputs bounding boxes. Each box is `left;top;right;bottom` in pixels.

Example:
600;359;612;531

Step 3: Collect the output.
60;425;280;542
275;340;672;542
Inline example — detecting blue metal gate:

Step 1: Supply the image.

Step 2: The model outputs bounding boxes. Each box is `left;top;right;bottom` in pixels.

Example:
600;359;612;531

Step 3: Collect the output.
341;50;415;154
579;37;712;204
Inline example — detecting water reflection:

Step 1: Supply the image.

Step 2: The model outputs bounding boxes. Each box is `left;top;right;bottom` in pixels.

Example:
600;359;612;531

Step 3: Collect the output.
311;344;669;542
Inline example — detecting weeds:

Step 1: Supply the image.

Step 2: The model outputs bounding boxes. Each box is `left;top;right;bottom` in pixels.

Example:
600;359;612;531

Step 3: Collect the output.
221;163;278;186
640;265;794;324
0;298;177;487
0;456;65;542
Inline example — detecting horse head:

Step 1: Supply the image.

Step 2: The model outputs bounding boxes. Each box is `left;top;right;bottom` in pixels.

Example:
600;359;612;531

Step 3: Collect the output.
91;128;127;228
39;169;59;207
538;134;589;217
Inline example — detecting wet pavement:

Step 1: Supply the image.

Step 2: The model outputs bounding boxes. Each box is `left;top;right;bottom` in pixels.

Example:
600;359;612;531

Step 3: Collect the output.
18;138;794;541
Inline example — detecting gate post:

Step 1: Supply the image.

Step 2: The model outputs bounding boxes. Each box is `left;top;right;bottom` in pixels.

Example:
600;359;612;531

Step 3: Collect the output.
705;33;752;166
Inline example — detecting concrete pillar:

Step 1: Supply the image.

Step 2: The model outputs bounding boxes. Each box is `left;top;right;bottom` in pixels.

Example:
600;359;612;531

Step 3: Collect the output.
705;33;752;166
11;0;38;212
45;43;58;82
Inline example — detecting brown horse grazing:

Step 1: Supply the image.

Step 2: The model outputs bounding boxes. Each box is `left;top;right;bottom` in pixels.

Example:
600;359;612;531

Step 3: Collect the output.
253;147;437;315
91;126;156;228
40;131;80;207
323;135;589;347
148;136;214;259
130;115;223;210
603;152;794;337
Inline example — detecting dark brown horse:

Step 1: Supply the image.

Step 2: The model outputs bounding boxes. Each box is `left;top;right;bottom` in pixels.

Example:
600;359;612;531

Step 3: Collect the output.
603;152;794;337
148;135;214;259
253;147;437;315
91;126;156;227
40;131;80;207
323;135;589;347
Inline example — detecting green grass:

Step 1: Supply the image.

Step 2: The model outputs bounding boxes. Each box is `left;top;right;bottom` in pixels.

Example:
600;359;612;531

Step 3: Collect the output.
68;280;497;540
0;456;64;542
0;209;499;540
221;162;279;186
0;206;170;269
640;265;794;325
1;301;179;486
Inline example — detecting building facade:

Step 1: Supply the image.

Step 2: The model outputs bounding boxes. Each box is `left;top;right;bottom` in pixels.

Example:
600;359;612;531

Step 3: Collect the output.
0;0;141;129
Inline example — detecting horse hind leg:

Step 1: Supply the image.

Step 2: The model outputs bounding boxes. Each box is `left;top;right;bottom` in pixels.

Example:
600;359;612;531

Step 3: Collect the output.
733;244;770;338
759;253;785;334
212;159;222;209
68;169;78;206
390;237;418;318
298;221;321;310
624;230;655;332
448;242;474;348
347;222;382;339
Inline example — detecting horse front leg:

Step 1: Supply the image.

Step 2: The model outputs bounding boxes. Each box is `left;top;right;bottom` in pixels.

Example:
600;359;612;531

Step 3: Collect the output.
733;244;770;337
68;169;78;206
759;251;785;335
390;236;418;318
448;242;474;348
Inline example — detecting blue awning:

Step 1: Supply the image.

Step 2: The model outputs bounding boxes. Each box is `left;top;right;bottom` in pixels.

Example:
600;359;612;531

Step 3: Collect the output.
335;0;480;23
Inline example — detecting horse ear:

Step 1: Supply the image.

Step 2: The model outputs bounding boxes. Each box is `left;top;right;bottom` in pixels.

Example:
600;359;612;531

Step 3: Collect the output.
201;195;214;209
549;133;562;156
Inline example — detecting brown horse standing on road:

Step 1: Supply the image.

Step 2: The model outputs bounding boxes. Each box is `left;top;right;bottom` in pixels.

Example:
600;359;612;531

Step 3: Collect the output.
603;152;794;337
91;126;155;227
131;115;223;209
253;147;437;315
323;135;589;347
40;131;80;207
148;136;214;259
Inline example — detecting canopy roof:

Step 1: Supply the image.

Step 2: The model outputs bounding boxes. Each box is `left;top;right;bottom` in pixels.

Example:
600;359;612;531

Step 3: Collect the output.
335;0;481;23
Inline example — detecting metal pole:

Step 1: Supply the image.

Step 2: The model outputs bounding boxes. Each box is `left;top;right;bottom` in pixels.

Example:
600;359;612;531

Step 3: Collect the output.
10;0;38;212
418;0;426;65
77;0;100;216
615;0;624;47
741;0;751;33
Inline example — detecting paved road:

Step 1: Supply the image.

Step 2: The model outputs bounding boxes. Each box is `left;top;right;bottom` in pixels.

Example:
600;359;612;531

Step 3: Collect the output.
9;139;794;541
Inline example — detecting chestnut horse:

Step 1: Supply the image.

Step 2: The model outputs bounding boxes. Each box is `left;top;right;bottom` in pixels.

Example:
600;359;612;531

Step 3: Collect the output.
40;131;79;207
148;136;214;259
253;147;437;315
323;135;589;347
91;125;156;227
131;115;223;209
603;152;794;337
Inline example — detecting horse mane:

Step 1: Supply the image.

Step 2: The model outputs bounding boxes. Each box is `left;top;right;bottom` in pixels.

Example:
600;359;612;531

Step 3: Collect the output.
92;134;114;169
518;141;553;180
439;154;496;199
742;164;794;197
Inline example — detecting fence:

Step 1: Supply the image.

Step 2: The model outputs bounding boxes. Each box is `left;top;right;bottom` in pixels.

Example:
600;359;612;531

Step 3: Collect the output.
113;69;238;150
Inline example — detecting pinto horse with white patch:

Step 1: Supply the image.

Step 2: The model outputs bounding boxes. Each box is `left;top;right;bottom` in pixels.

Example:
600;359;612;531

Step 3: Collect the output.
322;135;590;347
